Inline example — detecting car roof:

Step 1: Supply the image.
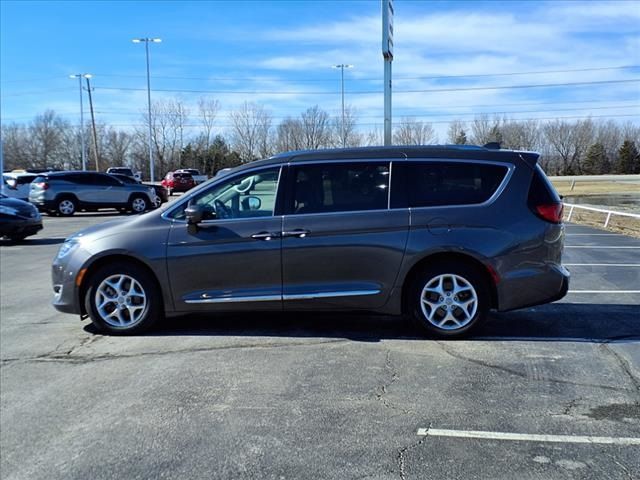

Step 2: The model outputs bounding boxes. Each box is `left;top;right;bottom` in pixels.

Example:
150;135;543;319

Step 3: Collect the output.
231;144;540;173
3;172;38;178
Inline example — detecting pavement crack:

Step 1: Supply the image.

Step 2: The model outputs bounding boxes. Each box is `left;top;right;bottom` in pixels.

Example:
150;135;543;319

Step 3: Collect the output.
0;338;349;366
375;350;414;415
599;342;640;399
435;341;634;394
397;425;429;480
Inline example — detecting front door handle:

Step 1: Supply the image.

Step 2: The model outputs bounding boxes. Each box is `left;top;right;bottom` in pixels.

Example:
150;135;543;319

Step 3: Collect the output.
282;229;310;238
251;231;277;241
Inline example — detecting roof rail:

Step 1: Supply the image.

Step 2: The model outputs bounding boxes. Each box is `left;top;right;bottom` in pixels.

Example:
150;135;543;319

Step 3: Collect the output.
483;142;501;150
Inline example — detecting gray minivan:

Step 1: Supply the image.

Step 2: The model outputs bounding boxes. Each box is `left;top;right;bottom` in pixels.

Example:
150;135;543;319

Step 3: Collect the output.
51;145;569;337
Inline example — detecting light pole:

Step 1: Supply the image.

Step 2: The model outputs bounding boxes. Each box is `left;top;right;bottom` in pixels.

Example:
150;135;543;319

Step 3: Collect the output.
332;64;353;148
69;73;92;170
132;37;161;182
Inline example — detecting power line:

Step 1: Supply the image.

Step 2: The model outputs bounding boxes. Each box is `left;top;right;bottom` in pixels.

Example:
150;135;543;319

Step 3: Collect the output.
102;113;640;129
93;78;640;96
89;65;639;83
2;103;638;123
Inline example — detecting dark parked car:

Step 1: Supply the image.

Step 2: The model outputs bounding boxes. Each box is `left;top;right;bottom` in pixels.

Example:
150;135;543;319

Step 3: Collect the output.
29;171;156;216
109;173;168;208
0;193;43;241
161;171;195;195
51;145;568;336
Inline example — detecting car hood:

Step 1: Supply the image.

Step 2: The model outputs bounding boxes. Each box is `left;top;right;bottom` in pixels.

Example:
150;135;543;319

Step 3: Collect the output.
0;197;33;209
68;212;161;243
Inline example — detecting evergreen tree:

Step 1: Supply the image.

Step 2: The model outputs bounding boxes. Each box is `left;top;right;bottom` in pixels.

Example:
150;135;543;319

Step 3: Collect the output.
455;130;467;145
617;140;639;174
583;143;607;174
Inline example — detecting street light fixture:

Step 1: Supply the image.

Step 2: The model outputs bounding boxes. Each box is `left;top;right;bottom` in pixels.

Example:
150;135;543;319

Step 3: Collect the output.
69;73;92;170
132;37;162;182
332;64;353;148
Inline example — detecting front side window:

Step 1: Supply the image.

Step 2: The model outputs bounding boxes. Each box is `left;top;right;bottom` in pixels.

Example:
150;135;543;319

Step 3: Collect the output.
407;161;508;207
170;167;280;220
288;162;390;215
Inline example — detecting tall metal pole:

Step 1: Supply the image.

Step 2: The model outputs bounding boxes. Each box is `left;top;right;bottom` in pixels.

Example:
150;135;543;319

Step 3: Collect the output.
145;40;154;182
340;65;345;147
86;77;100;171
383;60;392;146
78;75;86;170
382;0;394;146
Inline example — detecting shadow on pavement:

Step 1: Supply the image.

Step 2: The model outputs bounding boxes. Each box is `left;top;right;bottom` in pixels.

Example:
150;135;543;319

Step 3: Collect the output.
84;303;640;343
0;237;66;246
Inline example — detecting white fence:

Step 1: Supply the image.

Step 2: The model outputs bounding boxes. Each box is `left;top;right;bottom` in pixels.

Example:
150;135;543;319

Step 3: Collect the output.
564;203;640;228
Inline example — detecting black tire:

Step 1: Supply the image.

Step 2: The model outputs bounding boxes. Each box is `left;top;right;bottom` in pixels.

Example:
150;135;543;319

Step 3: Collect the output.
408;261;489;338
8;234;28;242
129;195;149;214
56;196;77;216
84;261;162;335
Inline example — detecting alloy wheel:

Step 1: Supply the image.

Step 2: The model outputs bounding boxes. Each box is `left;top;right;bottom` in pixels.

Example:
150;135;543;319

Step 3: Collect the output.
94;274;148;328
420;273;478;330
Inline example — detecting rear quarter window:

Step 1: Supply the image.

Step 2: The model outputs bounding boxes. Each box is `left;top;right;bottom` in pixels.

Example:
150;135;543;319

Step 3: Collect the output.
407;161;509;207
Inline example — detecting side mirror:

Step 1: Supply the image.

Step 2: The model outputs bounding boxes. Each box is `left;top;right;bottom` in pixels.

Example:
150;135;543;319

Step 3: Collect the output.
185;204;204;225
242;195;261;211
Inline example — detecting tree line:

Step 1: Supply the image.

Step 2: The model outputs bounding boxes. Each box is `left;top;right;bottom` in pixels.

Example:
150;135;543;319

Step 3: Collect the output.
2;98;639;180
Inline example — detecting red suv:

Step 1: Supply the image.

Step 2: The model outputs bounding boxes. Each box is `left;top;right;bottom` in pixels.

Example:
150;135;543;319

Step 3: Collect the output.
161;171;195;195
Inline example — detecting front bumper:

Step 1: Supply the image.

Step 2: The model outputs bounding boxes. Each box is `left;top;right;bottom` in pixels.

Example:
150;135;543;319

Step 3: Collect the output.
51;246;93;315
0;217;43;238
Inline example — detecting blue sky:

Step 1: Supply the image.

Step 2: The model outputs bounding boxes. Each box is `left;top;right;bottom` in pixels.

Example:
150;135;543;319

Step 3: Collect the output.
1;0;639;139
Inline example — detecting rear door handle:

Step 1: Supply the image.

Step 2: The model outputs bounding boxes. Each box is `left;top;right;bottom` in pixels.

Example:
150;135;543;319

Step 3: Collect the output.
282;229;310;238
251;231;278;241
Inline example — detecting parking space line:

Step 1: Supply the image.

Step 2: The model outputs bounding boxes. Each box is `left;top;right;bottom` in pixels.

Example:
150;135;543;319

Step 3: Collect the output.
566;233;624;236
565;246;640;249
568;290;640;293
564;263;640;267
416;428;640;445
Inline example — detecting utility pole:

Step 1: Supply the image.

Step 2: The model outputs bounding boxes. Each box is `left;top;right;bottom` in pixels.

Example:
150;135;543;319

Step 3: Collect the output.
132;37;161;182
332;64;354;148
70;74;92;169
382;0;394;146
85;77;100;171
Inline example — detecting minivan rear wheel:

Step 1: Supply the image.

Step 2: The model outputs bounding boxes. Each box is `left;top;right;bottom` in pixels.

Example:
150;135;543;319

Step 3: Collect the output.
409;262;489;338
84;262;162;335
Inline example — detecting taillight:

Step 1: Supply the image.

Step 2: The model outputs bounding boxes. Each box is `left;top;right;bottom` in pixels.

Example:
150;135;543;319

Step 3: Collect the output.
535;203;563;224
35;182;49;190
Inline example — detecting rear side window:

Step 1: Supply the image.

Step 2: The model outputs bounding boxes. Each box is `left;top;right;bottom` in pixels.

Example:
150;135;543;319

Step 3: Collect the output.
528;165;560;206
288;162;390;215
407;161;508;207
16;175;37;185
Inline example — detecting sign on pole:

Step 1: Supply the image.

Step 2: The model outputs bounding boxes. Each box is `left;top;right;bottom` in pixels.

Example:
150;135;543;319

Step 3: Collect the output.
382;0;394;145
382;0;394;60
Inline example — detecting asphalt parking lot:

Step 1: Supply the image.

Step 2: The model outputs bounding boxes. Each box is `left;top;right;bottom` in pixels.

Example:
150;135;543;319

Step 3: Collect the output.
1;213;639;480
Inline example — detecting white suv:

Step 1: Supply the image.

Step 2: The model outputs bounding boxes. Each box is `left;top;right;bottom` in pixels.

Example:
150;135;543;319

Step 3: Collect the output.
2;172;39;201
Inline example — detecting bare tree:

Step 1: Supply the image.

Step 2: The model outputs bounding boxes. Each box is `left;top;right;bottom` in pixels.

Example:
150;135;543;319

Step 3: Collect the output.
447;120;467;144
198;97;220;150
301;105;331;149
501;120;541;151
275;117;305;153
330;105;361;147
1;123;29;170
542;119;595;174
393;117;436;145
103;128;133;167
28;110;70;170
229;102;273;162
470;114;504;145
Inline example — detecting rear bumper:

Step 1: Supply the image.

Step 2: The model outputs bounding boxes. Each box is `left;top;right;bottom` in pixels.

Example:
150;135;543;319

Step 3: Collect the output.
497;264;570;312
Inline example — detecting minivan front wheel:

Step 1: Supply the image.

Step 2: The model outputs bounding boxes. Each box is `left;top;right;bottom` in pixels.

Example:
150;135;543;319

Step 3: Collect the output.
409;263;489;338
84;262;162;335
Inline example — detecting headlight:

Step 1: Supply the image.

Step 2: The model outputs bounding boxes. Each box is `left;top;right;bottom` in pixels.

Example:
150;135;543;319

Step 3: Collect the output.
0;205;19;216
56;240;79;259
